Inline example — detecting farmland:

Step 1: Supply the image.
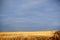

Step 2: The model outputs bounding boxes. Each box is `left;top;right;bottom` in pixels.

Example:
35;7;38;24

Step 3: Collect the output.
0;31;60;40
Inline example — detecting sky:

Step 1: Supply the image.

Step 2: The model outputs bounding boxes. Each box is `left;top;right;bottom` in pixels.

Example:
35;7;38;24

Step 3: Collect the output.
0;0;60;31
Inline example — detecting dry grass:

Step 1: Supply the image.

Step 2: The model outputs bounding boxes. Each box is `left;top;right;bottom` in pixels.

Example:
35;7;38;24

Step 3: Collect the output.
0;31;60;40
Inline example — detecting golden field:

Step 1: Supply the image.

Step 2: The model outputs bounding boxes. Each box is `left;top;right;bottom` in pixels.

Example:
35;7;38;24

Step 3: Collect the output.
0;31;60;40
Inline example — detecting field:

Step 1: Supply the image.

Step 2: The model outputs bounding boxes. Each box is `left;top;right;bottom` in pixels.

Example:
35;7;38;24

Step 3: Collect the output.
0;31;60;40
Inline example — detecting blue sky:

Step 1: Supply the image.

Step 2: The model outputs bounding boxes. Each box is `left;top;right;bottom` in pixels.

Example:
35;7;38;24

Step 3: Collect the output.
0;0;60;31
